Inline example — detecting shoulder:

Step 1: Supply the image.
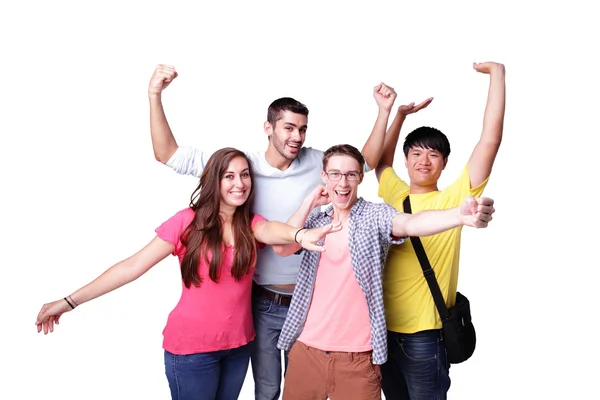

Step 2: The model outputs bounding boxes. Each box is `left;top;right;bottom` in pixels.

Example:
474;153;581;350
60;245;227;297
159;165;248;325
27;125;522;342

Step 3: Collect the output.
300;147;324;162
251;213;268;226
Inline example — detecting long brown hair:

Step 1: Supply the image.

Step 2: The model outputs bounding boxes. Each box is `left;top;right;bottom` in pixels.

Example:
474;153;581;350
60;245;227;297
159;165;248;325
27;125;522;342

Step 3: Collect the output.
179;148;257;288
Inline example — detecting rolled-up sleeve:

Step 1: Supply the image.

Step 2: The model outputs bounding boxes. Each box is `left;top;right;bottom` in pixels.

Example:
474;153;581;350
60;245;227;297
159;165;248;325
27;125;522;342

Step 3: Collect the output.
165;146;213;178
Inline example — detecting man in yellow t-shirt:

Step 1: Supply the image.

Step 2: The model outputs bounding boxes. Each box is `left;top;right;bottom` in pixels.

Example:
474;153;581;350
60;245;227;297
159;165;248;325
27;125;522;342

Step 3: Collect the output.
375;62;506;400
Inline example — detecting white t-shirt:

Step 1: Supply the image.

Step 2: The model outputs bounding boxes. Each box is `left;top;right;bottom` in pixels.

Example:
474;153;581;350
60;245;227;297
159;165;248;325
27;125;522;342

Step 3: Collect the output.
166;145;324;285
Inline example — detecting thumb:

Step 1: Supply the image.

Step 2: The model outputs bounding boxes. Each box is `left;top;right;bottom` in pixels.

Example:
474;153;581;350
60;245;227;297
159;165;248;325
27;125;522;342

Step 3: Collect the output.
319;224;334;235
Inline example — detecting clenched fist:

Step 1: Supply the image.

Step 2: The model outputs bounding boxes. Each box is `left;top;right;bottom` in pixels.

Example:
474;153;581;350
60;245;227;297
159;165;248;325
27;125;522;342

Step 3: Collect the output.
373;83;397;112
148;64;179;97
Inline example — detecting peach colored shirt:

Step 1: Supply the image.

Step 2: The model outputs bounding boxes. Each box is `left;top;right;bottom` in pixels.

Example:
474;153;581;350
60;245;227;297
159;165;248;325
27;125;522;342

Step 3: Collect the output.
298;223;372;351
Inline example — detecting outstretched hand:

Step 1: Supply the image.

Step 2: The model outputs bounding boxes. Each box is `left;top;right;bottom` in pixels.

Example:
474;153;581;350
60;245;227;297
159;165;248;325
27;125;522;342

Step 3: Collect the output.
148;64;179;97
36;299;73;335
299;222;343;252
459;196;495;228
398;97;434;116
473;61;505;75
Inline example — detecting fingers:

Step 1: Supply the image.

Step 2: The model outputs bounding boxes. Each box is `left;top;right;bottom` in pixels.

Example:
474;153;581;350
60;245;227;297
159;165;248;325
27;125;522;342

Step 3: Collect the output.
303;243;326;252
399;97;433;115
377;83;396;98
149;64;178;95
412;97;434;112
473;62;504;75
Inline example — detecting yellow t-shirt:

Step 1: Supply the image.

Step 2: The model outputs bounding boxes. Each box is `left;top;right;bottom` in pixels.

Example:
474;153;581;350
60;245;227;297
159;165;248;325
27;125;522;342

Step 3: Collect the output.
378;165;488;333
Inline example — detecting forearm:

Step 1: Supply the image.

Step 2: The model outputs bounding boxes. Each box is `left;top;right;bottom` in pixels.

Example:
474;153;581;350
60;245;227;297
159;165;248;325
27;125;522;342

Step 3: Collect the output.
481;66;506;146
361;108;392;170
376;112;406;178
149;94;179;164
393;208;461;237
69;258;143;307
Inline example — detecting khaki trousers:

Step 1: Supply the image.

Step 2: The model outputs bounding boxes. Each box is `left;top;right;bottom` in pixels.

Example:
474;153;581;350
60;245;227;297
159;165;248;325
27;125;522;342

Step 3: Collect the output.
282;341;382;400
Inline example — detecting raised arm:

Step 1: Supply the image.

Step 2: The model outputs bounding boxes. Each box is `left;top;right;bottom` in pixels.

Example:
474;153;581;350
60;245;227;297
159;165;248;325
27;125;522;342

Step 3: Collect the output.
375;97;434;181
149;64;180;164
360;83;397;170
468;62;506;187
36;236;175;334
392;196;495;237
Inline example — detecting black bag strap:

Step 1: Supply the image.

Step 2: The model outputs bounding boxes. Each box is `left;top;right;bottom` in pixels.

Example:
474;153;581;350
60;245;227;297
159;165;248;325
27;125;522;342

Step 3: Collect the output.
403;196;450;321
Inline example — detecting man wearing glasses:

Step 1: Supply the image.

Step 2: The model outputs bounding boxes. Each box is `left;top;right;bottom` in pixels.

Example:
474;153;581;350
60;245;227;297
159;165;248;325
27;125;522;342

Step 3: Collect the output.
273;144;496;400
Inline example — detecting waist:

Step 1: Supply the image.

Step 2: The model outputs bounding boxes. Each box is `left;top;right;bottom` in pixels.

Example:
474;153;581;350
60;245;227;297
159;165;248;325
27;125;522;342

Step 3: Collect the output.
253;283;293;306
296;341;373;361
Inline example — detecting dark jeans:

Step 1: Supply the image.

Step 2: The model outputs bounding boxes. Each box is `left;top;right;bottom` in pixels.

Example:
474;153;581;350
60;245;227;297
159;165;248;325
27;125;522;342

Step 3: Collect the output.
251;293;291;400
381;329;451;400
164;342;251;400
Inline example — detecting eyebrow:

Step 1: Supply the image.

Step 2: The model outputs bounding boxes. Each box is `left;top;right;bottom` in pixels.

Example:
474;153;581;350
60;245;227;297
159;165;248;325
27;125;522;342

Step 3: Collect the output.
326;169;360;173
225;168;250;174
283;122;308;129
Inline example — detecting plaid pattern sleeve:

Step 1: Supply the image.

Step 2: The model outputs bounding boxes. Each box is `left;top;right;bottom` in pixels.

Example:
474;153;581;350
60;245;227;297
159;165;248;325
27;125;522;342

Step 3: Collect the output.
277;199;406;365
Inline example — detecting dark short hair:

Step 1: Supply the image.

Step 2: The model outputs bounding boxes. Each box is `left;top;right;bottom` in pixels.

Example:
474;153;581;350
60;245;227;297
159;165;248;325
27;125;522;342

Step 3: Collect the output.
267;97;309;126
322;144;365;173
403;126;451;159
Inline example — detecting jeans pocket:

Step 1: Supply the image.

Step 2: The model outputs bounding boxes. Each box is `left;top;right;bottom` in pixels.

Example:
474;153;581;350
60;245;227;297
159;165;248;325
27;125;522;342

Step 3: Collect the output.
253;297;274;313
397;336;438;363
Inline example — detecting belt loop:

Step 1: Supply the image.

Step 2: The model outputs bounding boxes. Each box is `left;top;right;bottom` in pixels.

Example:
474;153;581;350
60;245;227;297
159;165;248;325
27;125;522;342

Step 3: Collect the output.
349;352;354;362
274;293;281;304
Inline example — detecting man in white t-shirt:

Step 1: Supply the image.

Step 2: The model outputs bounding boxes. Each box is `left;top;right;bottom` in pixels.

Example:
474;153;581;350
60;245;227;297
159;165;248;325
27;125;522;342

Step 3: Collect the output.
147;64;397;400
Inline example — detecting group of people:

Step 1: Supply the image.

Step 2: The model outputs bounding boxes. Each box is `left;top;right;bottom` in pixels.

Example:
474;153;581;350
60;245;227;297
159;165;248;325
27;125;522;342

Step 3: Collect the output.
36;60;506;400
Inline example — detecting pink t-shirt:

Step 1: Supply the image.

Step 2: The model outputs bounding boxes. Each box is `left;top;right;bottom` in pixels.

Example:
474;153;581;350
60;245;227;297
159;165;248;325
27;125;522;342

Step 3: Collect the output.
155;208;266;354
298;223;372;351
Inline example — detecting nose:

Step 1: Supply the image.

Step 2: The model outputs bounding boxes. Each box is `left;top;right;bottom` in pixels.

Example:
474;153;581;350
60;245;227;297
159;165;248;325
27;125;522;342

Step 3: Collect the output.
419;155;431;165
290;129;302;141
233;175;244;187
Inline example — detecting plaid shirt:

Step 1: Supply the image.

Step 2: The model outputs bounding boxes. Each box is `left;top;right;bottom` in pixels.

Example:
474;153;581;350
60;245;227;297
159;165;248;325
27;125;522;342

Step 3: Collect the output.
277;198;405;364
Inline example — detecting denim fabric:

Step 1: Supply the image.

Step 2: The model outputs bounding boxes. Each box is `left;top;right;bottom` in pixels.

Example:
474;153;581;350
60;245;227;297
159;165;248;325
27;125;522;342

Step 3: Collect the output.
164;342;251;400
251;294;290;400
381;330;451;400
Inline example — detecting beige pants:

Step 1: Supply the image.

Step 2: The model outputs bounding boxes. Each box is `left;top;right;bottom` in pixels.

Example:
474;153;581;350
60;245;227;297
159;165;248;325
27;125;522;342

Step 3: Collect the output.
283;341;382;400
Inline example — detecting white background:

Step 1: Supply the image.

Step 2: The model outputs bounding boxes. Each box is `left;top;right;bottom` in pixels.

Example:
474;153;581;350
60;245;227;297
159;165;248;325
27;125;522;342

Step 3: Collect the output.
1;1;598;399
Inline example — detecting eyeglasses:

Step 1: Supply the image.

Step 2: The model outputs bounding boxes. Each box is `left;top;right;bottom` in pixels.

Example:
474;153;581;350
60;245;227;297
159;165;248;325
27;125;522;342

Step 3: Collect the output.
325;171;361;181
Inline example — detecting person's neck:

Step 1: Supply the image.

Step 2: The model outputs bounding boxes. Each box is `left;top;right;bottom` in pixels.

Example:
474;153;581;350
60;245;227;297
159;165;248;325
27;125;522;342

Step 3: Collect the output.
219;205;236;222
265;146;293;171
409;182;439;194
332;203;355;224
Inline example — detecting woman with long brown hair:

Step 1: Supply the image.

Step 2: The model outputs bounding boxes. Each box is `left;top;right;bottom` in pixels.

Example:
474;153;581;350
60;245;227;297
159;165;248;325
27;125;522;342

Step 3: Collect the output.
35;148;338;400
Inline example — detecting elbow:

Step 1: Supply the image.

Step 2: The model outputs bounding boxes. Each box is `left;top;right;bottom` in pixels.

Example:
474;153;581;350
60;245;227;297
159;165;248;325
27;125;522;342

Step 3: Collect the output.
272;245;284;256
154;151;169;165
273;245;295;257
153;145;178;165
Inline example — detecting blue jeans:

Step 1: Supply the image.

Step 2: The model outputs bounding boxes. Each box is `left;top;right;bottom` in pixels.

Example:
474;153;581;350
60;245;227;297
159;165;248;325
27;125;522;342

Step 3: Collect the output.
381;330;451;400
251;294;290;400
164;342;252;400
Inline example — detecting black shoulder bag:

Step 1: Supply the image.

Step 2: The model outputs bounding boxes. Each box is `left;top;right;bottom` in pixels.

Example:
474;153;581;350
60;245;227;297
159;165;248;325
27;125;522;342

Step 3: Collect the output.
403;196;476;364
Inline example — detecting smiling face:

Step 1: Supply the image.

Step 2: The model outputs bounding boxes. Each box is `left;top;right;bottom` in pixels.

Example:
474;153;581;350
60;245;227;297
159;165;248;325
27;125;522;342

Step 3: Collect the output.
322;154;363;212
404;146;447;191
265;110;308;161
219;156;252;214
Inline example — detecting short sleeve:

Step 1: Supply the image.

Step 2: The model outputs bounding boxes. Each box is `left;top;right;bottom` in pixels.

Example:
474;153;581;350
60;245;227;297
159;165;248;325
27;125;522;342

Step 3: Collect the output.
155;208;195;257
376;203;406;246
378;167;410;208
252;214;268;249
165;146;213;178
